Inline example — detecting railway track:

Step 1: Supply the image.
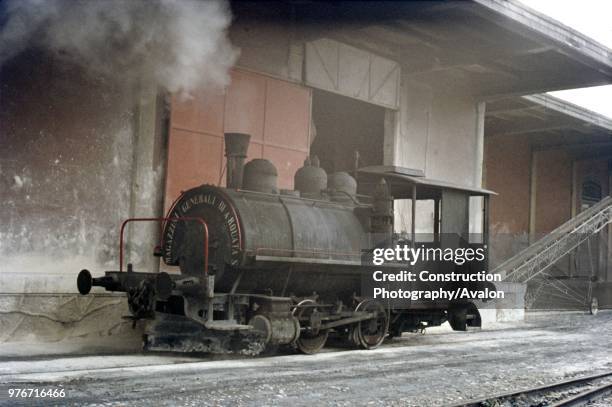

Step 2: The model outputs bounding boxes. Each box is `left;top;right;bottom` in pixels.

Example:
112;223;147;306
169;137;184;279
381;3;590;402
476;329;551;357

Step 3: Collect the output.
453;371;612;407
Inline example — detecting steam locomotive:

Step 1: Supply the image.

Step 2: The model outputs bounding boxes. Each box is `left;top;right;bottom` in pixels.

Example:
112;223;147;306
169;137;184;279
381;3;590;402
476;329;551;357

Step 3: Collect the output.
77;133;495;354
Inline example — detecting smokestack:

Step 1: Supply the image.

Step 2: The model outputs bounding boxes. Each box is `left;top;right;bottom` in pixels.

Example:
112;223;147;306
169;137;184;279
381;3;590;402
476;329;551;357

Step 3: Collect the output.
224;133;250;189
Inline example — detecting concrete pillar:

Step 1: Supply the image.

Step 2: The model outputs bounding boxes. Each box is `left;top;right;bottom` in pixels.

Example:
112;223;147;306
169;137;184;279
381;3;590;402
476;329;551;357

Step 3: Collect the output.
529;150;538;244
288;42;304;83
474;102;486;187
470;101;485;236
383;109;398;166
126;83;167;272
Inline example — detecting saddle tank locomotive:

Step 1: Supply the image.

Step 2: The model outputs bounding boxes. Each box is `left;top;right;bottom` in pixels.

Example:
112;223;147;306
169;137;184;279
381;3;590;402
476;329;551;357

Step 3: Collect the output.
77;133;495;354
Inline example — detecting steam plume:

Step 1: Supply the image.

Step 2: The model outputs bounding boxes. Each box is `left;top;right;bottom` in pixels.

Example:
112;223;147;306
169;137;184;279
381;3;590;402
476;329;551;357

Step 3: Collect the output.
0;0;238;95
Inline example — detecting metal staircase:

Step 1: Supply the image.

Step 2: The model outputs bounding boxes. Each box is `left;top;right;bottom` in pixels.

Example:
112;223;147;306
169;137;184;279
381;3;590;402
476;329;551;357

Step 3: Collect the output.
495;195;612;284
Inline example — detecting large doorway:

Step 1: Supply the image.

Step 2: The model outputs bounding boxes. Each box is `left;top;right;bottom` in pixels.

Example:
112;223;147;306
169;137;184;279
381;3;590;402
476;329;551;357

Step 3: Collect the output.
310;89;386;174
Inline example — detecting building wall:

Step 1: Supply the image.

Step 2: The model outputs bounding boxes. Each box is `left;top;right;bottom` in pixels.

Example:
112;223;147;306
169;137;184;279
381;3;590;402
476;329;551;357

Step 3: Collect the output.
0;50;162;349
573;158;609;284
574;158;609;210
393;80;480;186
0;51;163;293
229;19;297;82
484;129;612;288
484;137;575;264
487;136;612;228
229;23;485;196
533;151;607;234
534;149;573;234
486;137;611;238
485;135;531;235
162;19;313;212
484;135;532;265
165;69;311;212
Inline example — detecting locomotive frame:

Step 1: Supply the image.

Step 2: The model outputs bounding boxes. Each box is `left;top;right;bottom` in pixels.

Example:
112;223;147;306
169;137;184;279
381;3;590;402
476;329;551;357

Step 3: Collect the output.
77;133;496;355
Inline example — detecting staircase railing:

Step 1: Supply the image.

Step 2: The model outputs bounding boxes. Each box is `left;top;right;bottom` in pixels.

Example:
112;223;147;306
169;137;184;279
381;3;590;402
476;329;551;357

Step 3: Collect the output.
495;196;612;283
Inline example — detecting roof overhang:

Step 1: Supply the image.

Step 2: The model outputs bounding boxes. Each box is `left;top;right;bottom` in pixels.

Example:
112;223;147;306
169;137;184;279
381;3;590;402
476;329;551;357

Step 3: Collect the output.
232;1;612;98
486;93;612;142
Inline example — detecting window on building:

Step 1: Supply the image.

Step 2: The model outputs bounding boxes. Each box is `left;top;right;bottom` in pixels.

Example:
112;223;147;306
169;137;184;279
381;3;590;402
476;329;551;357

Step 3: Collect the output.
581;179;602;209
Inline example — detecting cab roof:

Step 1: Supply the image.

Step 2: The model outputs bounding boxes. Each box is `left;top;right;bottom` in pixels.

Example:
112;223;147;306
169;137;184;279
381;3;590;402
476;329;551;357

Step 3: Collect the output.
358;166;497;200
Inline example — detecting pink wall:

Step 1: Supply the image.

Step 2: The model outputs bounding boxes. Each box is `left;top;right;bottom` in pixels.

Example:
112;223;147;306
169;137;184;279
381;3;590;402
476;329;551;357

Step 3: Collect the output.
166;69;311;211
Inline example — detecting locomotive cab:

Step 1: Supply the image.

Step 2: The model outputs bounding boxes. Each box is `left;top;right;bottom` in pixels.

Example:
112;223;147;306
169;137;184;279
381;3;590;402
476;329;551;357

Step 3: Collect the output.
357;166;496;334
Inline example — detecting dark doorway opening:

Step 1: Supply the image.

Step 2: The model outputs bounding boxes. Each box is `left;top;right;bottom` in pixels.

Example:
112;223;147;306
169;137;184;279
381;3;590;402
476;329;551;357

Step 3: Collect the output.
310;89;386;174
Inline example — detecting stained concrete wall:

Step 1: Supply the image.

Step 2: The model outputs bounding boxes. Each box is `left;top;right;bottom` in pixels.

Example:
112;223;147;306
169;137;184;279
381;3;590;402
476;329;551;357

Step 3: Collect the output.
393;83;480;187
0;51;166;292
0;294;142;356
0;50;165;351
1;51;134;293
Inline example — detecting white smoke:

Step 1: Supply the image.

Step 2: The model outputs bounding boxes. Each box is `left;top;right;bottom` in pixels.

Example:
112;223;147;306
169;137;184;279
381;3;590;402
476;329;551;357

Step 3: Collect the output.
0;0;238;96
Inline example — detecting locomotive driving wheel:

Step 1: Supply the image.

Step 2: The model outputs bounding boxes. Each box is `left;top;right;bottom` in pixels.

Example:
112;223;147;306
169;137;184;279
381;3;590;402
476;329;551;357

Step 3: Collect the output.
354;299;388;349
292;299;328;354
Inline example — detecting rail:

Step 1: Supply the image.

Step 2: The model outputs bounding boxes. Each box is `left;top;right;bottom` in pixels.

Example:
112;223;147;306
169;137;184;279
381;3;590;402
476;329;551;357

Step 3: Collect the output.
452;370;612;407
119;217;209;276
495;196;612;283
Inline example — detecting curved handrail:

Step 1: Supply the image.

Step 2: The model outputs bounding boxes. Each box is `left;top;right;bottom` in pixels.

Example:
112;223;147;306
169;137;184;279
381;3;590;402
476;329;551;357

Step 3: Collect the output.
119;217;209;277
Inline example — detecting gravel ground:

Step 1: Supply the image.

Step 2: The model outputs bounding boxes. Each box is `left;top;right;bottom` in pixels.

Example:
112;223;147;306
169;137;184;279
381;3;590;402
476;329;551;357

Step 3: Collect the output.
0;311;611;406
590;394;612;407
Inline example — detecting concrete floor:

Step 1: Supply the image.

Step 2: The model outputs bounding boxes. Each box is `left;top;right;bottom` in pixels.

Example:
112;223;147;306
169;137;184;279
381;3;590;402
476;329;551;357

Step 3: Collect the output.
1;311;611;406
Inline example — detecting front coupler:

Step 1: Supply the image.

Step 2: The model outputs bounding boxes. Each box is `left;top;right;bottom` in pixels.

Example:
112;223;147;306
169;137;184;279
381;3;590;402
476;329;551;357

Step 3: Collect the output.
77;268;205;319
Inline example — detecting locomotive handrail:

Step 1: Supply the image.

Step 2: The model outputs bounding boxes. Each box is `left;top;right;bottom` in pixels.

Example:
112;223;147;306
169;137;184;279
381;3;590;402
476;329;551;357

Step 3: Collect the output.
119;217;209;277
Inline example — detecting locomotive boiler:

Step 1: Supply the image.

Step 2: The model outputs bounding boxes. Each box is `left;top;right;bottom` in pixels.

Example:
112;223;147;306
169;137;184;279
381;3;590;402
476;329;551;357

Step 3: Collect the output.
77;132;496;354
